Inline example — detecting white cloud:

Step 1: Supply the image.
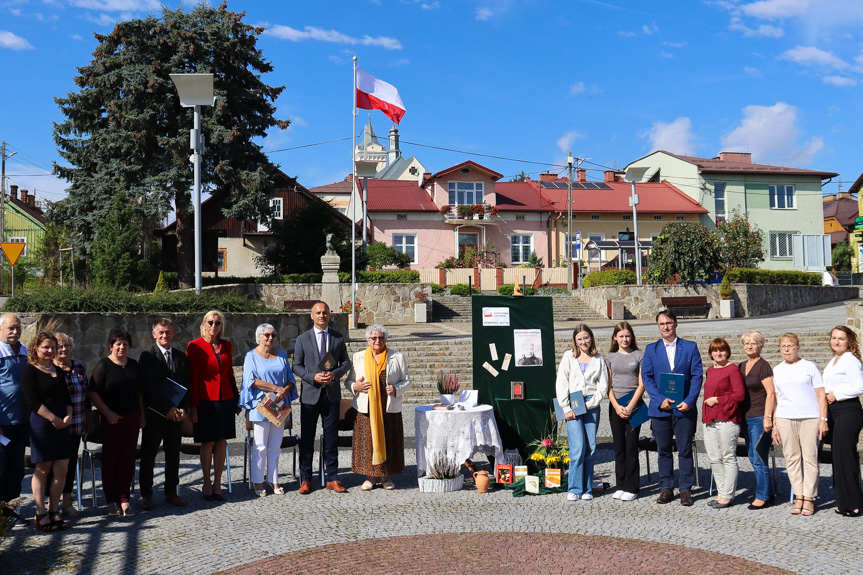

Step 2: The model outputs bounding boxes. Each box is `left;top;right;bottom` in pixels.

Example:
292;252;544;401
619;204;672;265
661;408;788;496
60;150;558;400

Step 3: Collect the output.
289;115;308;127
69;0;160;10
729;16;784;38
744;66;762;76
721;102;823;165
10;8;21;16
476;7;493;21
569;81;601;96
266;25;402;50
570;81;585;95
661;41;686;48
740;0;812;20
642;23;659;35
822;75;857;87
557;131;585;153
0;30;34;50
645;117;695;155
420;1;440;9
780;45;847;70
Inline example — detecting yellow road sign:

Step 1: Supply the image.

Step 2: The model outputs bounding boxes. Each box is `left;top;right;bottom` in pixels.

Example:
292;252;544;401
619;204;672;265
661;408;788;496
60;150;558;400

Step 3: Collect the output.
0;242;26;266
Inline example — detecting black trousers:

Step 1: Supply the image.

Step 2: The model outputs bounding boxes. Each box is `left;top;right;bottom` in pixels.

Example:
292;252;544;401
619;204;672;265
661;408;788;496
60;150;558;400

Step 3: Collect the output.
299;393;339;482
608;403;642;493
0;423;27;502
829;399;863;512
139;415;183;498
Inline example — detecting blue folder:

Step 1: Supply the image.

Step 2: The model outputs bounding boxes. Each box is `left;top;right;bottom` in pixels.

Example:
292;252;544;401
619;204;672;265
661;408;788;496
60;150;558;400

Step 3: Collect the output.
552;390;587;420
614;391;649;428
659;372;684;404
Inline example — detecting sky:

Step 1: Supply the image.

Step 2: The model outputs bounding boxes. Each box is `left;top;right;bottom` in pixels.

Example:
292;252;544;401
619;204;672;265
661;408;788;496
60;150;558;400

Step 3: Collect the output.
2;0;863;208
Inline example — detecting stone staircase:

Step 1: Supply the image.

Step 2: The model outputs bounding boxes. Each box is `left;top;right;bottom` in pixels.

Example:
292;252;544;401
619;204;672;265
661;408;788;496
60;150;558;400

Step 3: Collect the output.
431;294;605;323
345;329;835;403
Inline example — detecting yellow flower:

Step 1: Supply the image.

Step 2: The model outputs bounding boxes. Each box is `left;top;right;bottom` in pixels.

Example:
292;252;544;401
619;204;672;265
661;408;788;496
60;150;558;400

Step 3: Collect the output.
563;456;570;464
545;456;560;464
529;453;545;461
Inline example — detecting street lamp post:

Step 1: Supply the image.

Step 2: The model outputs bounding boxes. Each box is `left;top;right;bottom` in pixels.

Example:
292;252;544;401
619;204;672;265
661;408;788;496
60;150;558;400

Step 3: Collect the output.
170;73;215;295
624;167;649;285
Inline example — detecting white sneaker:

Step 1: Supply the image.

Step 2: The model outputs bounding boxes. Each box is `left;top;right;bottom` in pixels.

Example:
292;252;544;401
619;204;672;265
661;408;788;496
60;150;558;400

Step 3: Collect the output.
566;492;579;501
612;490;624;499
581;492;594;500
620;492;637;501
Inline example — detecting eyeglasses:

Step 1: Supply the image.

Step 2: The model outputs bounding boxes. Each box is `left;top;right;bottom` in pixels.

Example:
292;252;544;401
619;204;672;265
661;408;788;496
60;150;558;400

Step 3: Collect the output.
206;320;222;326
368;336;386;341
779;345;798;350
657;322;675;328
743;342;762;347
261;333;276;339
56;344;70;349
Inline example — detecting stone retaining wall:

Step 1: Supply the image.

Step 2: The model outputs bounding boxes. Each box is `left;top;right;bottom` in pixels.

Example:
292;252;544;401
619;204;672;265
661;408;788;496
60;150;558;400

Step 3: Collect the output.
198;283;432;325
16;312;346;374
581;284;858;320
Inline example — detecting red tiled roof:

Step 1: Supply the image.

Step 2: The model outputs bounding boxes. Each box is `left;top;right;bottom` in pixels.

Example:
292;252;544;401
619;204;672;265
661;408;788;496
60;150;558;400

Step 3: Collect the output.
359;179;438;211
495;181;552;211
823;197;858;226
830;229;849;244
429;160;503;181
663;151;838;178
311;181;352;195
531;179;708;214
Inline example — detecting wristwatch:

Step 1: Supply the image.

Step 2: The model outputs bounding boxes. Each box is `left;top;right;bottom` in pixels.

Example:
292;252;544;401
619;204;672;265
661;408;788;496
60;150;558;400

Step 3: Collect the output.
820;417;829;422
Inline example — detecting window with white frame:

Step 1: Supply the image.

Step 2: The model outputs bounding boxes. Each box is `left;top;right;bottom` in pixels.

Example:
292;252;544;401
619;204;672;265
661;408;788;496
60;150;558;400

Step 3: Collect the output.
392;234;417;264
714;182;726;221
677;215;686;221
270;198;284;220
448;182;484;206
653;215;662;220
587;233;604;262
622;215;632;221
511;234;532;264
591;214;600;220
564;233;581;259
515;214;525;220
8;237;26;257
769;185;795;209
769;231;796;259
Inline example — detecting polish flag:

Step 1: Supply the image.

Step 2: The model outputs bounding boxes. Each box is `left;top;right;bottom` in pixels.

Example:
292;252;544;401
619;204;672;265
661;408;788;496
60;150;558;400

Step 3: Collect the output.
356;69;406;124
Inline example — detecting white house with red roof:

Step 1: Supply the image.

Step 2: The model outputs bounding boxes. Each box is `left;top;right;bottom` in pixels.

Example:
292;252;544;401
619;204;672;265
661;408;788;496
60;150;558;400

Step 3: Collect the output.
626;151;838;271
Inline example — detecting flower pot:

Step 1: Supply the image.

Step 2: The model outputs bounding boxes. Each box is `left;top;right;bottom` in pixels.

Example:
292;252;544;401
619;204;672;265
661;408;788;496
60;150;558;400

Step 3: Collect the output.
473;470;491;493
414;302;428;323
441;394;455;405
418;475;464;493
720;299;734;318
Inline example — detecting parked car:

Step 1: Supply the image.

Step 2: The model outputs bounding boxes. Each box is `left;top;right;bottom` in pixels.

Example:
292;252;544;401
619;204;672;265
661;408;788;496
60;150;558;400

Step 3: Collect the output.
823;271;838;286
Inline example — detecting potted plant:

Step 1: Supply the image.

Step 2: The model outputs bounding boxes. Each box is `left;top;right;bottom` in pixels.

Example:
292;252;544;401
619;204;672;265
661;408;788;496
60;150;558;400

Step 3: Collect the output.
418;452;464;492
471;204;485;219
719;275;734;318
413;289;429;323
456;204;472;219
439;204;452;216
339;300;368;328
436;369;460;404
486;203;500;216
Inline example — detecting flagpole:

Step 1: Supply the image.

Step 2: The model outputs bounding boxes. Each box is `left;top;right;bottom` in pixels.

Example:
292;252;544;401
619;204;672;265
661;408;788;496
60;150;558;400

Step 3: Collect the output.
351;56;358;329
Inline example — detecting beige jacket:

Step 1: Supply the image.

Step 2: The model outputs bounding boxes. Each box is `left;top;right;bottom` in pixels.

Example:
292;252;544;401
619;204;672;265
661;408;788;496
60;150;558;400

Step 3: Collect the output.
344;349;412;413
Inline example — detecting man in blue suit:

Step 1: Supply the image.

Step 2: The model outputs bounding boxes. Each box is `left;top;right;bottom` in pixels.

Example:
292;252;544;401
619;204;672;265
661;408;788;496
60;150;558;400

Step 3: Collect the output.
293;301;351;494
641;309;703;506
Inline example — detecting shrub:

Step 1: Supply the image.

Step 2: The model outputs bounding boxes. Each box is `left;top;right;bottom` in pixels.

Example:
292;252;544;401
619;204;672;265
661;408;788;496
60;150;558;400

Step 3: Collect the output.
431;283;444;294
537;287;569;295
724;268;821;286
449;283;479;296
1;287;269;313
497;284;536;296
337;271;420;283
719;276;732;299
582;269;638;288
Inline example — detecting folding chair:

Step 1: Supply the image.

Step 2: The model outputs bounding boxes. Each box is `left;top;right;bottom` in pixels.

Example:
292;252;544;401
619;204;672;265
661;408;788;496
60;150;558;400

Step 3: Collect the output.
319;399;357;486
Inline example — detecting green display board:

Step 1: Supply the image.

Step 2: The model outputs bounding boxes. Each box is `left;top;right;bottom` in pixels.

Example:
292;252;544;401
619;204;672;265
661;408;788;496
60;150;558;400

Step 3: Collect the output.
471;295;557;456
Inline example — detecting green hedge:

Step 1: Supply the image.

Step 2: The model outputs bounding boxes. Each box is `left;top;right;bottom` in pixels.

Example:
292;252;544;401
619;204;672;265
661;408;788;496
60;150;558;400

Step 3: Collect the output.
497;284;537;296
582;269;638;288
1;287;269;313
449;283;480;296
431;283;444;295
724;268;821;286
165;271;422;285
338;271;420;283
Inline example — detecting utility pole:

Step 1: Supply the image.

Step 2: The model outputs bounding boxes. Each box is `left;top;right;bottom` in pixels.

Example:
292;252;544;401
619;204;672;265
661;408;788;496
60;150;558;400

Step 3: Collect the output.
1;141;18;294
567;152;573;292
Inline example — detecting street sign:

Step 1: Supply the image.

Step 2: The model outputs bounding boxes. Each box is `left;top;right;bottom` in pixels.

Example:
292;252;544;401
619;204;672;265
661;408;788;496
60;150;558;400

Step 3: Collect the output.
855;216;863;225
0;242;25;266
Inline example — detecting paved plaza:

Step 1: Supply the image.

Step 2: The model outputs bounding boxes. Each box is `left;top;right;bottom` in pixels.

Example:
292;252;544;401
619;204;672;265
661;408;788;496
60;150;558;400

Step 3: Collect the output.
2;302;862;574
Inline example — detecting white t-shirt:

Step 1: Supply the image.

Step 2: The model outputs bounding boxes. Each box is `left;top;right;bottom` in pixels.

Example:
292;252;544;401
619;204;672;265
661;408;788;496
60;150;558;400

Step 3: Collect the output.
773;359;824;419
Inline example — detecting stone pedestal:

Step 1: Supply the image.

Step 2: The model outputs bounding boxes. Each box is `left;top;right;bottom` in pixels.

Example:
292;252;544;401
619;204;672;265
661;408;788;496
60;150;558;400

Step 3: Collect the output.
320;254;342;313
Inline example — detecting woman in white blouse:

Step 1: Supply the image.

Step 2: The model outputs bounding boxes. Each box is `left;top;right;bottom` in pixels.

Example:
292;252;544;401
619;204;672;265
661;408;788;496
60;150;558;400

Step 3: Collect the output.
556;324;608;502
822;326;863;517
771;333;828;516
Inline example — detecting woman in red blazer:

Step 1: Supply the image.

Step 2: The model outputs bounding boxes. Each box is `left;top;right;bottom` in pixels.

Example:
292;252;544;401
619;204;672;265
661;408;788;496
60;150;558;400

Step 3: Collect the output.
187;310;239;502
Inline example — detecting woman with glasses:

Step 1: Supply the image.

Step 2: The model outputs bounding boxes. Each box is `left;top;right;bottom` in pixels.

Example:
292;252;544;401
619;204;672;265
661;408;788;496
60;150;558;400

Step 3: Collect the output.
54;332;90;518
738;330;775;509
188;310;239;502
345;324;411;491
240;323;297;497
771;333;828;516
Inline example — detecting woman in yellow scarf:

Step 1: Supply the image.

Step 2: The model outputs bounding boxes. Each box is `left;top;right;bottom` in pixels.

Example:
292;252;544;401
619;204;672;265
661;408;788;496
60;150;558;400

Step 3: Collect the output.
345;324;412;491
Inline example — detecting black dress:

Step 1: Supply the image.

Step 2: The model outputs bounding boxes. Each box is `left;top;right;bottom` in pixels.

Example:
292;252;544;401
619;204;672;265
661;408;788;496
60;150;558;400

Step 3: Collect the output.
22;364;71;464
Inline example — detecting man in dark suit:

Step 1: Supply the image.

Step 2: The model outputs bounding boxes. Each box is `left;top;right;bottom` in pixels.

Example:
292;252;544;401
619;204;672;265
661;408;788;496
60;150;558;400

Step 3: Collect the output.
641;309;703;506
138;318;190;509
293;301;351;494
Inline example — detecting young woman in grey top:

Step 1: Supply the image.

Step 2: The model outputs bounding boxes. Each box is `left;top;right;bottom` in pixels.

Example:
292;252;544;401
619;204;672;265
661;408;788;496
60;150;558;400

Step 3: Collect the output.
606;321;645;500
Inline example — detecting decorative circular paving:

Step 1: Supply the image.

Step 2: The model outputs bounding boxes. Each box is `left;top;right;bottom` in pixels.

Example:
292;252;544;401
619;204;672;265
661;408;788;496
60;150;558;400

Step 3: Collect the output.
217;532;794;575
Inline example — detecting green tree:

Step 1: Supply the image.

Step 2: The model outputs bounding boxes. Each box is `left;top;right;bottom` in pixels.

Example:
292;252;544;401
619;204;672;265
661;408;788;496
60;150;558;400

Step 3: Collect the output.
366;242;410;269
832;241;852;271
715;210;764;269
33;220;83;287
646;222;721;284
52;2;288;286
255;199;359;275
90;192;160;289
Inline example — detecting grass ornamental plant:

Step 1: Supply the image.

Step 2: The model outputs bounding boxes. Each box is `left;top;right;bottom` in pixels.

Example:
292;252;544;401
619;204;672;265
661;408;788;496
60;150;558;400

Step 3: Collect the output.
426;452;461;479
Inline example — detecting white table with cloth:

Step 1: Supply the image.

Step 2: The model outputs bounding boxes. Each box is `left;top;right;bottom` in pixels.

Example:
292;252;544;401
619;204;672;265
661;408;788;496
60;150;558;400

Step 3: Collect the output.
414;404;505;477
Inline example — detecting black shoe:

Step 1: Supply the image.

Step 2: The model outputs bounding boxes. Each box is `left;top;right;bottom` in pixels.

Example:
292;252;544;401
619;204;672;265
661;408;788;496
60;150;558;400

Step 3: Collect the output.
656;489;674;504
203;493;216;502
708;499;732;508
680;491;693;506
747;499;772;510
212;493;226;502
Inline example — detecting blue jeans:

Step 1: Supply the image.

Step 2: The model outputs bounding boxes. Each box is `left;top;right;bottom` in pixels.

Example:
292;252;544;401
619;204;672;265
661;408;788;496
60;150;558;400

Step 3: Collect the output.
566;407;600;495
743;416;773;501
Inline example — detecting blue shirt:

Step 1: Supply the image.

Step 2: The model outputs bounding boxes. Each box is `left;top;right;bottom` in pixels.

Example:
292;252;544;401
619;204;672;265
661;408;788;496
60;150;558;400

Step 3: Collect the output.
0;341;28;425
240;349;298;423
